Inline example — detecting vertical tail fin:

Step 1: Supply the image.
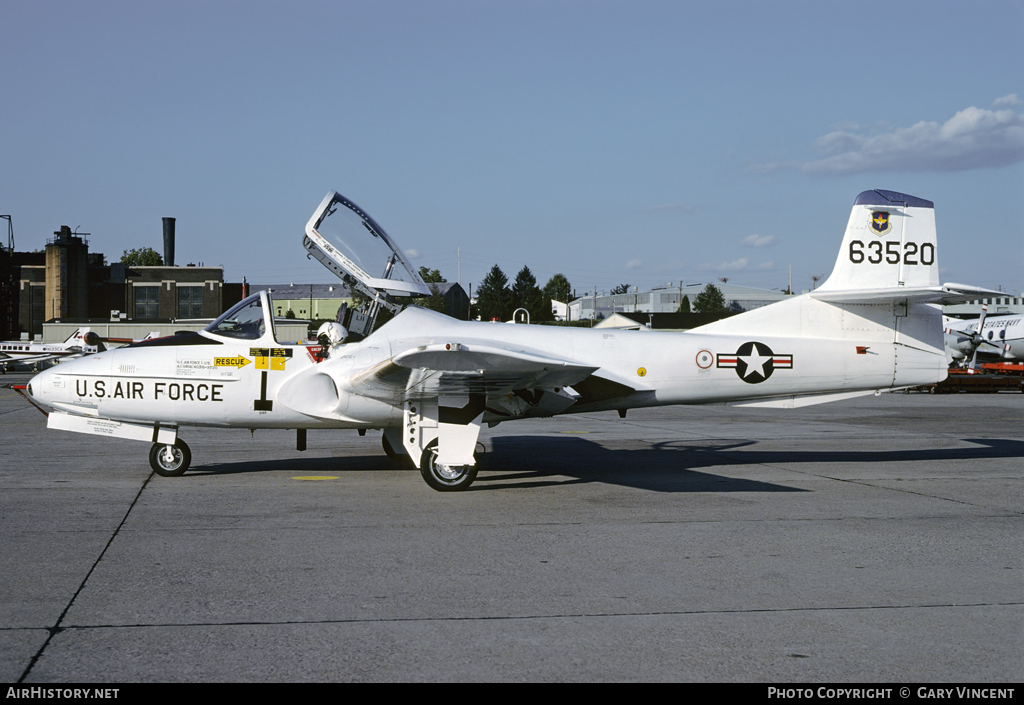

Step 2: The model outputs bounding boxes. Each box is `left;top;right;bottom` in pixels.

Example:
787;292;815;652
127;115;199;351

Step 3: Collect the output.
63;328;86;345
817;189;937;293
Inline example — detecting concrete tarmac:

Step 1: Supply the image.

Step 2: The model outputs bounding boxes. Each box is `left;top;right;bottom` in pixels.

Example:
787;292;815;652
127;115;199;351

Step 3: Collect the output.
1;370;1021;682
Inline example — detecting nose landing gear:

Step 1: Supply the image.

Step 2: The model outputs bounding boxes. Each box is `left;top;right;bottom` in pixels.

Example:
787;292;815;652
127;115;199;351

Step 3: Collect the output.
149;439;192;477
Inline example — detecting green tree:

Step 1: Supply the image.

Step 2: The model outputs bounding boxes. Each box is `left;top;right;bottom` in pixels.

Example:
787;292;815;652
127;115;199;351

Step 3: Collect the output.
475;264;511;321
511;265;552;323
416;266;448;314
121;247;163;266
692;284;729;314
420;283;448;314
678;294;691;313
542;273;572;304
418;267;446;284
610;283;630;295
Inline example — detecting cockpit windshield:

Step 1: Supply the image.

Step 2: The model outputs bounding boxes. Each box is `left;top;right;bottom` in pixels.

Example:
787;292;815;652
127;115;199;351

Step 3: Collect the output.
303;192;429;297
205;292;272;340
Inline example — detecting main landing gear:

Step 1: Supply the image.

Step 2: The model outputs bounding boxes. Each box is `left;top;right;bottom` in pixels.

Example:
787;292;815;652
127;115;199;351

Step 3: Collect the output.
149;439;192;477
419;439;478;492
382;429;480;492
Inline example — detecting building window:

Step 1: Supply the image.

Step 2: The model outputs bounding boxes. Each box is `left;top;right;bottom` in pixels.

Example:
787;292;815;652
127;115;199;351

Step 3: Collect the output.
177;286;204;318
135;286;160;319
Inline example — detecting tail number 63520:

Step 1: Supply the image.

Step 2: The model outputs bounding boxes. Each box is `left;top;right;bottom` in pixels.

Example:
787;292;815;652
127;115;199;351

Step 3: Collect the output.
849;240;934;265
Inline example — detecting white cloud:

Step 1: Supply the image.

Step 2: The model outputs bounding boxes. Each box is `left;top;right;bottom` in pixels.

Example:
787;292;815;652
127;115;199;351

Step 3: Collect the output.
993;94;1021;108
698;258;775;272
625;258;643;270
742;234;776;247
699;258;747;271
405;248;421;259
799;103;1024;175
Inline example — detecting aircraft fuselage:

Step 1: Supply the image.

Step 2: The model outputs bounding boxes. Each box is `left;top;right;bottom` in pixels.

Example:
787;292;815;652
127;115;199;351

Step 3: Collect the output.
29;302;946;431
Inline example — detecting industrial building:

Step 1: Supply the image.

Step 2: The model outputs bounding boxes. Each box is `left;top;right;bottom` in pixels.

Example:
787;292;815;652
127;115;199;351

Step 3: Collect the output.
251;283;354;323
568;282;791;321
251;280;470;323
0;220;235;341
944;295;1023;318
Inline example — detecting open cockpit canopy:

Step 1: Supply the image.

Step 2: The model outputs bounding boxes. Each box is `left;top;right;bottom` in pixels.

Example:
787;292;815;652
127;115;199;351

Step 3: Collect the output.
303;192;429;300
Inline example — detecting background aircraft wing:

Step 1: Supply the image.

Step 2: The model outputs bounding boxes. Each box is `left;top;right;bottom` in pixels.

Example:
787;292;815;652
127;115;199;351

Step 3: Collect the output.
348;341;600;402
4;353;59;365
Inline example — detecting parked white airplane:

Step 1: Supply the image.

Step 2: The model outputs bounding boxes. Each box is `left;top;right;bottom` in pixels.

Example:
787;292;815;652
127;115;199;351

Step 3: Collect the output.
944;307;1023;370
0;330;163;373
20;190;999;490
0;328;101;373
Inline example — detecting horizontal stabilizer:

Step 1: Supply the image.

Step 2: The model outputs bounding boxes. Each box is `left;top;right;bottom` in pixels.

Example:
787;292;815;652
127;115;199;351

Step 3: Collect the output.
811;283;1003;305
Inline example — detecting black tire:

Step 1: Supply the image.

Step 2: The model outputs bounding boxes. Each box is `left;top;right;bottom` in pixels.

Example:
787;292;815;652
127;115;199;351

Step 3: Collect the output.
382;432;411;465
419;441;477;492
149;439;192;477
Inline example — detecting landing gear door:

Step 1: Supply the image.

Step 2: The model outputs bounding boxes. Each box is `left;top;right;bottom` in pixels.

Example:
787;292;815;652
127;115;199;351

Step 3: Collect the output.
303;192;430;337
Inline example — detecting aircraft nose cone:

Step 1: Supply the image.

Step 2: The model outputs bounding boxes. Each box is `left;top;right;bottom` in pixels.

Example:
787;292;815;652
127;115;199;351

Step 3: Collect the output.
27;366;55;405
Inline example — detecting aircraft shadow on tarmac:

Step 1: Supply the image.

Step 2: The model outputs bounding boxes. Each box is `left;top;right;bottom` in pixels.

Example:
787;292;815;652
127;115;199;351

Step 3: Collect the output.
186;434;1024;494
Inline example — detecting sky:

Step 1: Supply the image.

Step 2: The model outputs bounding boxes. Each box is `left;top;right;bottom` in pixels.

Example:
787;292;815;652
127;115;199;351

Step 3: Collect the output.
2;0;1022;299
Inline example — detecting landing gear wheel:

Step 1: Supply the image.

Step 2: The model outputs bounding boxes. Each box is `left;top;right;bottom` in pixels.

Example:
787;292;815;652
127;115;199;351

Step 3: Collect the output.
419;440;477;492
149;439;192;477
382;433;410;465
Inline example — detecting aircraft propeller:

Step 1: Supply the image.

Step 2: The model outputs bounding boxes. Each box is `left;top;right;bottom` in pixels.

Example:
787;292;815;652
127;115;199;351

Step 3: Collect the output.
966;305;989;374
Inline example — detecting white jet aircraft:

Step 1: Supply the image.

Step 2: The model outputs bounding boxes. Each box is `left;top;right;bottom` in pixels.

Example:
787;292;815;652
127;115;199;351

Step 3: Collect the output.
0;328;101;373
20;189;1000;491
944;307;1023;370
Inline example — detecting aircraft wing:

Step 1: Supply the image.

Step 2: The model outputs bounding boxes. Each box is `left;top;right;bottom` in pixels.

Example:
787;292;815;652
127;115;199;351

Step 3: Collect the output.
0;353;61;367
348;341;600;402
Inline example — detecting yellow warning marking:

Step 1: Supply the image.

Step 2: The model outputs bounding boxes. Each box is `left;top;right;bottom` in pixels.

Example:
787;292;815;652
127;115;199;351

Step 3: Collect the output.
637;367;647;377
215;356;251;368
291;476;339;481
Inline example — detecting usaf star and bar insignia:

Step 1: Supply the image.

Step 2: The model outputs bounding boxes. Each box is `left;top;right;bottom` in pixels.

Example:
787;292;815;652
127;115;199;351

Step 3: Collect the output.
715;341;793;384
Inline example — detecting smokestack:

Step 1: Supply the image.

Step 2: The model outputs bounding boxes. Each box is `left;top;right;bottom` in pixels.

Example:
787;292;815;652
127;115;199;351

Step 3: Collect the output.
162;217;175;267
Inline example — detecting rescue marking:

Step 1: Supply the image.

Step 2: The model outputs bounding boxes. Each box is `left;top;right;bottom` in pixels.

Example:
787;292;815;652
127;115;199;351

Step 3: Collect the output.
251;347;293;370
215;355;251;368
250;348;293;411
